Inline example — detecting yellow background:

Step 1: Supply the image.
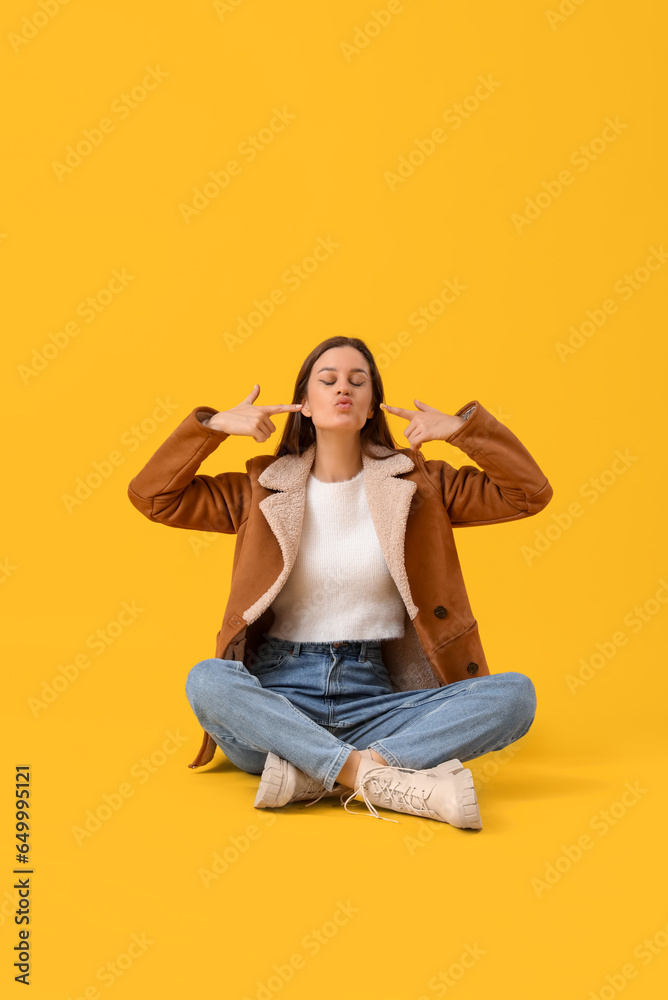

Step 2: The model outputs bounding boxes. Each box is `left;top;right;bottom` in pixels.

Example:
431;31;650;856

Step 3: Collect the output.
2;0;667;997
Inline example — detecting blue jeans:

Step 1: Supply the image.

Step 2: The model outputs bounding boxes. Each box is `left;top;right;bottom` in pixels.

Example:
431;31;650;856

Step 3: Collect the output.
185;633;537;792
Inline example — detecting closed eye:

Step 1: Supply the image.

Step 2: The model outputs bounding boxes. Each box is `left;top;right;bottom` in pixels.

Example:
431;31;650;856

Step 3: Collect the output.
321;381;365;387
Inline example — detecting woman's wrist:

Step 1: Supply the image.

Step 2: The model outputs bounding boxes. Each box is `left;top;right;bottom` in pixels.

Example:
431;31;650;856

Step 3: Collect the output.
200;412;232;434
442;415;466;438
196;410;229;432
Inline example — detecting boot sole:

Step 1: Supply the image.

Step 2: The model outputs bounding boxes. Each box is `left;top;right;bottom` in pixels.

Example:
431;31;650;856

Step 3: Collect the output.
445;768;482;830
254;752;292;808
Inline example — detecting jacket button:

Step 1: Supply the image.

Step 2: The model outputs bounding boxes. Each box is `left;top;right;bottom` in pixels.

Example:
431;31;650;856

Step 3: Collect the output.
228;615;244;627
466;662;478;675
433;606;447;618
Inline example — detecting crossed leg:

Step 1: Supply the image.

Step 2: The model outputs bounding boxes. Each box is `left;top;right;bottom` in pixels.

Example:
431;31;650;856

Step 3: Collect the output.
186;659;536;792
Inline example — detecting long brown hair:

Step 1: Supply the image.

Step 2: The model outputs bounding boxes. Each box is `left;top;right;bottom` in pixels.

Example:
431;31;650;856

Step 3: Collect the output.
273;337;402;458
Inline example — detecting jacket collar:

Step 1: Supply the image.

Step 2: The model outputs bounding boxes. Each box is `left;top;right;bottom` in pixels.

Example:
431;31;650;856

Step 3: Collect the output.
242;442;419;625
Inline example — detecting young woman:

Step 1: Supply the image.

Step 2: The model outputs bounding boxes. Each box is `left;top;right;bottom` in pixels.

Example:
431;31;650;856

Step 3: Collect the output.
127;336;553;827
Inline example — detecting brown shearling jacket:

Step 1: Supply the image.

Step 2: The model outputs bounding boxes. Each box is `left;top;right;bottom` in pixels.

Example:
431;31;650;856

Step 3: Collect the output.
127;400;553;769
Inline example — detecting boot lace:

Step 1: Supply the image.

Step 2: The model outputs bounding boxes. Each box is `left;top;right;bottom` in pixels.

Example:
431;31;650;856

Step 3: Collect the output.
340;765;439;823
300;781;352;808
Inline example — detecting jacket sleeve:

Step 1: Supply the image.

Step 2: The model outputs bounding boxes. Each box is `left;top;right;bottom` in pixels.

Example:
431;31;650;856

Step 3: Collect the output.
421;400;553;528
127;406;252;533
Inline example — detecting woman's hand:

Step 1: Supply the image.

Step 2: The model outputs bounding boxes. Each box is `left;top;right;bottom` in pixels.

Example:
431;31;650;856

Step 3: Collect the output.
379;399;465;450
202;385;303;443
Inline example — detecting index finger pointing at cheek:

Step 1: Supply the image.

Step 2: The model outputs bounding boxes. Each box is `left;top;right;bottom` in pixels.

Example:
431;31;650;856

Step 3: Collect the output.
381;403;414;420
258;404;304;413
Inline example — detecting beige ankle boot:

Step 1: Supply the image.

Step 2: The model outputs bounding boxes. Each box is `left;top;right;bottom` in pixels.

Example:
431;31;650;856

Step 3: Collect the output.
341;757;482;829
255;748;376;809
298;753;465;809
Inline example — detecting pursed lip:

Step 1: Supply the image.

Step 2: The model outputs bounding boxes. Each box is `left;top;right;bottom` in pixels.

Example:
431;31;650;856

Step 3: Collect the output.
334;400;353;409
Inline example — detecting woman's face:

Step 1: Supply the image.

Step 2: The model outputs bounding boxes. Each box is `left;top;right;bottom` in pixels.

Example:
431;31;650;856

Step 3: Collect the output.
300;345;375;435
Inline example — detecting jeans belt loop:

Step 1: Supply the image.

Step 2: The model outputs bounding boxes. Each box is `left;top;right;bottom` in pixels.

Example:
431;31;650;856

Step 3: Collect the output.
359;640;367;662
292;641;301;657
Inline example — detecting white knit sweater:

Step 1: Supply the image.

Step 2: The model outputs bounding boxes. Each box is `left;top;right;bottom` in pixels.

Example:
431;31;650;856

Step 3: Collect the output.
266;469;406;642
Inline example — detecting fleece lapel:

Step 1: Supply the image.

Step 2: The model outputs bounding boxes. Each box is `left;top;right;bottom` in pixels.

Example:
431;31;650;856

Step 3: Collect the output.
241;441;419;623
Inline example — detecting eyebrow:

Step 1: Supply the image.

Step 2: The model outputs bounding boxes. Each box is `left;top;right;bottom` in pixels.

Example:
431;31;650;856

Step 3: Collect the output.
316;367;369;375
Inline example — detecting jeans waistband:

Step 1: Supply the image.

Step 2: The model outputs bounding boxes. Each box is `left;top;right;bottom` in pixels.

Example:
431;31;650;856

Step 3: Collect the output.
260;633;382;662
